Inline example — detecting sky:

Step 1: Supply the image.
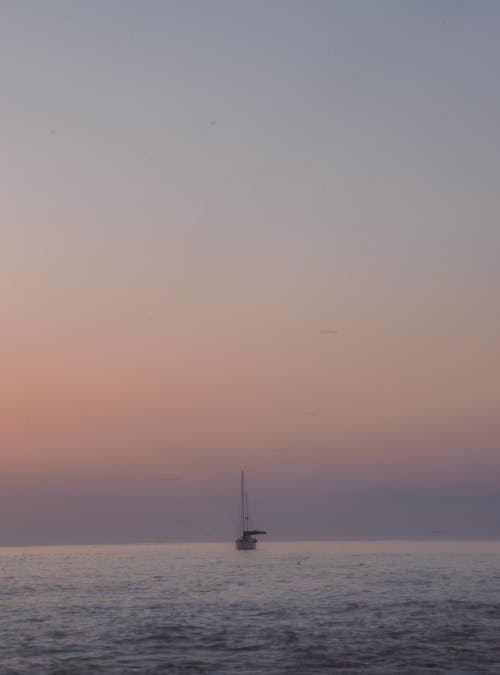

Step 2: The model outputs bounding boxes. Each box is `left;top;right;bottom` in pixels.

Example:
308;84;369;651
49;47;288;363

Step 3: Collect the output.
1;0;500;544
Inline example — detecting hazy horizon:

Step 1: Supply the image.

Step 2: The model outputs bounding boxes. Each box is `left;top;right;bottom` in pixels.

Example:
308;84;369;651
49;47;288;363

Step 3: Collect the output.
2;1;500;546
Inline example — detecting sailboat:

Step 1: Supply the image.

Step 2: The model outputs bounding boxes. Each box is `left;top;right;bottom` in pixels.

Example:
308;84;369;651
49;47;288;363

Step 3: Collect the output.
235;471;266;550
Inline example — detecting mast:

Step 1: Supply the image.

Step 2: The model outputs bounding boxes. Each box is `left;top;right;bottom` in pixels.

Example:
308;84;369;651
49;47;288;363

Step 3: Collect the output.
240;470;245;536
236;470;266;547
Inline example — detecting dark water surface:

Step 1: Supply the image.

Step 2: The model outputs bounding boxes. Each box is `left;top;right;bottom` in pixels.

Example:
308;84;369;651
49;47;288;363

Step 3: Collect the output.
1;540;500;673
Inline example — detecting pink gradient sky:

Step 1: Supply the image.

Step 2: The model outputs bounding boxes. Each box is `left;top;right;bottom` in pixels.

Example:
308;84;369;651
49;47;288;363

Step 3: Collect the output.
1;1;500;543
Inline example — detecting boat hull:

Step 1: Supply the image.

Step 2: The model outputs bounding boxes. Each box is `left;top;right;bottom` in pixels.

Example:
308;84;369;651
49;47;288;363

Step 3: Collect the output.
235;536;257;550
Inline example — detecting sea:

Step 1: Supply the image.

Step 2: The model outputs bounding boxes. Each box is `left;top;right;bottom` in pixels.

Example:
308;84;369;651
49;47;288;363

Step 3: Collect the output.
1;540;500;674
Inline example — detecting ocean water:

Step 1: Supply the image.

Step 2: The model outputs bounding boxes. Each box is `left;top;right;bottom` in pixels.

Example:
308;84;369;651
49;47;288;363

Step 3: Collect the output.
1;540;500;674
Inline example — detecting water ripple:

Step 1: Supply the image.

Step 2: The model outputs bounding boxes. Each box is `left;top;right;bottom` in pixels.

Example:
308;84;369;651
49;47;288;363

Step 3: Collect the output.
1;541;500;673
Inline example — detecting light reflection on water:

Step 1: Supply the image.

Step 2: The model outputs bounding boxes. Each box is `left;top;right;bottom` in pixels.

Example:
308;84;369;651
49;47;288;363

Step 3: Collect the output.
1;540;500;673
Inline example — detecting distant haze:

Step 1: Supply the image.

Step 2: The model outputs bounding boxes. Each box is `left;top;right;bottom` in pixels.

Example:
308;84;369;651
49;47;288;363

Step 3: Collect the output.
1;1;500;545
